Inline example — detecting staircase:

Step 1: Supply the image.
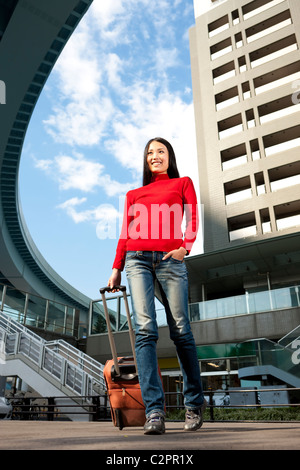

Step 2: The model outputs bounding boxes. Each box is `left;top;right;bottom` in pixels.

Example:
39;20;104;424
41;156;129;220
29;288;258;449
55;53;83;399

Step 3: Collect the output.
237;325;300;387
0;310;106;420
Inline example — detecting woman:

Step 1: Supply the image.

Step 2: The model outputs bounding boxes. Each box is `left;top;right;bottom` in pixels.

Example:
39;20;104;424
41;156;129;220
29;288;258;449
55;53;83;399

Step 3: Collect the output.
108;137;206;434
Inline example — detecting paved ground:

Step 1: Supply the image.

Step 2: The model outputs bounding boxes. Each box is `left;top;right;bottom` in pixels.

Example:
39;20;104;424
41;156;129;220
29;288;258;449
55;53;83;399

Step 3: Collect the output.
0;420;299;452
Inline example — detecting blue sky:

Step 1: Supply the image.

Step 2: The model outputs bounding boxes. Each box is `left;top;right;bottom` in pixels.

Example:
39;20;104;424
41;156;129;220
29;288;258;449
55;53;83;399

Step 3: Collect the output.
19;0;203;300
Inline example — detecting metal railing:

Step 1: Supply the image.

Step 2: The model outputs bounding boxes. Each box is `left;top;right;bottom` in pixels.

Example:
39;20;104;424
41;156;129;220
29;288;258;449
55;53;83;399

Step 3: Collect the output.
89;285;300;335
6;394;109;421
2;281;300;338
236;336;300;383
0;310;105;399
278;324;300;348
0;282;83;338
165;387;300;422
4;388;300;422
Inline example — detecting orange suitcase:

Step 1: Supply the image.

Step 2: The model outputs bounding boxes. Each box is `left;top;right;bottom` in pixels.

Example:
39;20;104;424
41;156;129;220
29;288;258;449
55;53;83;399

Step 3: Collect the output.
100;286;146;430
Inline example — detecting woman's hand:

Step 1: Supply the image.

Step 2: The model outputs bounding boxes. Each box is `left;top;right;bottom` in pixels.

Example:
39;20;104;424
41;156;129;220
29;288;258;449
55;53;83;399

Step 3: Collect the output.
162;246;187;262
107;268;121;292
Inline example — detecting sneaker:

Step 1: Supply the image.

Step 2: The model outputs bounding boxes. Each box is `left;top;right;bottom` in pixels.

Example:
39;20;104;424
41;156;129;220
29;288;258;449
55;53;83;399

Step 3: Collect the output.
144;411;165;435
184;400;207;432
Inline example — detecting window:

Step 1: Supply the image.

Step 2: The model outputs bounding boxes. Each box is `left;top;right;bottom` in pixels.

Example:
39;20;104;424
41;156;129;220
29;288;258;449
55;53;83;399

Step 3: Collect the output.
235;32;243;48
213;60;235;84
215;86;239;110
242;0;285;21
218;113;243;139
250;35;298;68
245;10;292;44
224;176;252;204
260;208;272;233
238;55;247;73
255;172;266;195
246;108;256;128
232;10;240;26
263;125;300;156
269;161;300;192
274;200;300;230
221;143;248;170
208;15;229;38
258;94;300;124
210;37;232;60
254;61;300;95
242;81;251;100
228;212;257;241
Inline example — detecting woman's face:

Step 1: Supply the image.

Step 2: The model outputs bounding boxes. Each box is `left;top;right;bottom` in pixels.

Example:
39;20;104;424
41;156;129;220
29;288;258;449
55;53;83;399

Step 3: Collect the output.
146;141;169;175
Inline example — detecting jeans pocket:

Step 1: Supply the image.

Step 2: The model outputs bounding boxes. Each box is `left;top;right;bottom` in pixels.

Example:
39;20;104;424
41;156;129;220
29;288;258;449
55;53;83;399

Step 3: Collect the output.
125;252;147;272
126;251;145;260
125;251;137;261
170;256;184;264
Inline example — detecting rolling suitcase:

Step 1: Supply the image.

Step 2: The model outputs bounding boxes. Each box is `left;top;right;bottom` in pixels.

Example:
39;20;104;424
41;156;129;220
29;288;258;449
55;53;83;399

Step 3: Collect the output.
100;285;146;430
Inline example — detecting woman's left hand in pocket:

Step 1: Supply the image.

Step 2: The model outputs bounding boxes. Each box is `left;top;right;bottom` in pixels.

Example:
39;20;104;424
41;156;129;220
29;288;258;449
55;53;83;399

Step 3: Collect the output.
162;247;187;262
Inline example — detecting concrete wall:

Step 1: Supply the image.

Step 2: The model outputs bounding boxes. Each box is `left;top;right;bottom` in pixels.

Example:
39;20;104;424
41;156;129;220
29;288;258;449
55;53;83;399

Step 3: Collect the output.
86;307;300;365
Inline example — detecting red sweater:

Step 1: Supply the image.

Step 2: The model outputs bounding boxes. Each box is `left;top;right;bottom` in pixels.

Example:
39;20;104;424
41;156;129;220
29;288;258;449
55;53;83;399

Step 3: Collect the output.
112;174;199;271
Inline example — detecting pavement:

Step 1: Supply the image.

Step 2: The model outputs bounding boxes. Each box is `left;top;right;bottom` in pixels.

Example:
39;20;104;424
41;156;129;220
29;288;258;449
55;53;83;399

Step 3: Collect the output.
0;420;299;452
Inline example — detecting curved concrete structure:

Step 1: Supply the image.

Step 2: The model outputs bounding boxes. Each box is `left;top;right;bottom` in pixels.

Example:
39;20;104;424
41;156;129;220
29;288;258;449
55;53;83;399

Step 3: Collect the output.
0;0;94;311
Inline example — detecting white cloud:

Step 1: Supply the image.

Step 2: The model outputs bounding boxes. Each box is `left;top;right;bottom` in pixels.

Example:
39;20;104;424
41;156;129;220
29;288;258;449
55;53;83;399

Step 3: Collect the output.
43;17;114;146
34;159;53;171
104;53;125;90
57;197;88;223
57;197;123;241
55;154;104;192
38;0;199;230
89;0;131;44
44;97;113;147
35;152;135;196
106;84;198;182
43;0;192;151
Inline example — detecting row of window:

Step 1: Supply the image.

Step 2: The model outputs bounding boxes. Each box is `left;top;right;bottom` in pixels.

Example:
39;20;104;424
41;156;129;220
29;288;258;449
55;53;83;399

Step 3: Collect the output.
211;8;292;62
221;121;300;169
216;60;300;116
228;198;300;241
224;160;300;205
213;35;298;86
208;0;286;38
218;92;300;143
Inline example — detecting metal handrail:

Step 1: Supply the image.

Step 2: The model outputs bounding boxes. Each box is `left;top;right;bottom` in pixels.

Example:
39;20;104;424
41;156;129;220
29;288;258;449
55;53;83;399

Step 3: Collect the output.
5;388;300;422
46;339;104;383
278;324;300;347
0;310;105;398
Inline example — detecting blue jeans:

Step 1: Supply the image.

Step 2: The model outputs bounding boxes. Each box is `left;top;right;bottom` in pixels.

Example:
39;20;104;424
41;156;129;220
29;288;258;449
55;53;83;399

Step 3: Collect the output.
125;250;204;417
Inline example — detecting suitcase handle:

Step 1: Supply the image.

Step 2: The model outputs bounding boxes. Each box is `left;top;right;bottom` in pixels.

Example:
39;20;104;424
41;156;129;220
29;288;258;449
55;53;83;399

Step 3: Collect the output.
100;285;126;294
100;285;137;376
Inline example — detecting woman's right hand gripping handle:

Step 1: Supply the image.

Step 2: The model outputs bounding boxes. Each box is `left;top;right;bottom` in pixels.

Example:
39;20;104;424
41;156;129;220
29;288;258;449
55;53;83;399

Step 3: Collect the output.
107;268;122;293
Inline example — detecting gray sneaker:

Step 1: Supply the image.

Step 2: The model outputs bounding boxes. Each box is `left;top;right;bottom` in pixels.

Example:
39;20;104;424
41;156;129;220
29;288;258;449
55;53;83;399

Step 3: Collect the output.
184;400;207;431
144;411;165;435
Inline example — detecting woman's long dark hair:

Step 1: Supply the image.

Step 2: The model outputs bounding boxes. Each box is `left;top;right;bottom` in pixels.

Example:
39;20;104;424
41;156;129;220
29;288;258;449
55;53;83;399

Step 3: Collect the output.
142;137;180;186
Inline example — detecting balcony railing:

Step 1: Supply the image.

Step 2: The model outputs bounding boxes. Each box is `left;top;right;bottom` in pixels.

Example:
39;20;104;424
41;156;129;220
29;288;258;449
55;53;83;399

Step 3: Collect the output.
2;282;300;338
0;282;83;338
89;285;300;334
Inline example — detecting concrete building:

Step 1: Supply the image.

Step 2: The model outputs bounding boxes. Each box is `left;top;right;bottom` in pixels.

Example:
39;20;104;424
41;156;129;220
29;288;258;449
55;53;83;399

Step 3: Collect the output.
184;0;300;392
190;0;300;253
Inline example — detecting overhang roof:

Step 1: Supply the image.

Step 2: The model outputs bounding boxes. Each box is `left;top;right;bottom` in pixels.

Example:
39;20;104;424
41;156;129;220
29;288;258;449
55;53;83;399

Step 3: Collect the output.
186;232;300;302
